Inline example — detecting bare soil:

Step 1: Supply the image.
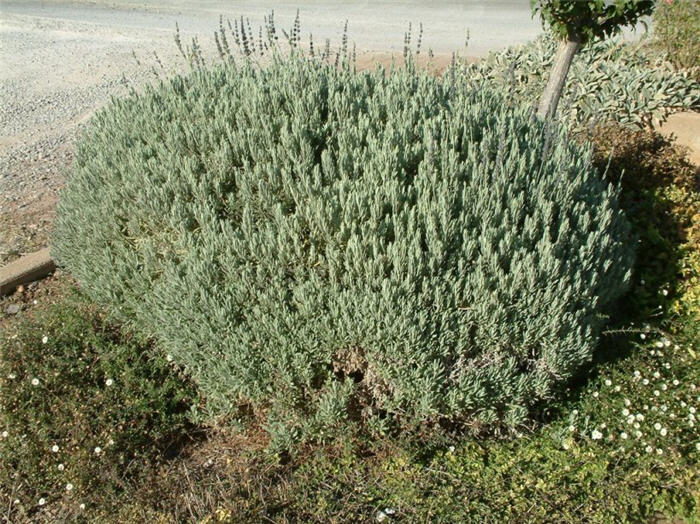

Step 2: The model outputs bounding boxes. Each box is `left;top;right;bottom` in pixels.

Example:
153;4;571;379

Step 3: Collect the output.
660;112;700;167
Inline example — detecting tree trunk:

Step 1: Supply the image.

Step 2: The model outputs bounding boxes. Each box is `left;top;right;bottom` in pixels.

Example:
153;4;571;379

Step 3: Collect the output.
536;32;582;120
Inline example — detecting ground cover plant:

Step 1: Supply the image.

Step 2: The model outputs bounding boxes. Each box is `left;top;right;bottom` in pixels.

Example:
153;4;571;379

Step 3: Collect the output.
589;123;700;320
465;32;700;131
52;49;636;447
652;0;700;79
0;290;198;521
2;276;697;522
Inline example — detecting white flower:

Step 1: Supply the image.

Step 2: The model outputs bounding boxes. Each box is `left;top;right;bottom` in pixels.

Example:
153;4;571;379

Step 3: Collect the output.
656;448;663;455
636;413;644;421
661;384;668;391
41;336;48;344
642;379;649;385
562;441;570;450
645;445;653;453
653;372;661;379
635;431;643;438
79;503;85;510
605;379;612;386
105;379;113;387
654;422;662;430
108;439;114;446
38;498;46;506
622;408;630;417
591;430;603;440
654;390;660;397
681;401;687;407
1;430;7;438
660;428;668;436
696;442;700;451
634;371;641;378
51;445;59;453
661;405;668;412
656;341;664;348
620;432;628;440
376;511;388;522
624;399;631;407
627;415;635;424
572;410;579;416
593;392;599;398
690;407;697;414
31;378;39;386
66;483;73;491
640;334;646;340
57;464;64;471
385;508;396;516
664;339;670;347
614;385;621;392
568;425;575;432
661;289;668;296
8;373;16;380
166;354;173;362
634;422;640;429
94;446;102;454
673;380;680;386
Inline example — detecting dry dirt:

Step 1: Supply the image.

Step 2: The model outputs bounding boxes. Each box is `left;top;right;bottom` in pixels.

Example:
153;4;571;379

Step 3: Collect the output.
660;112;700;167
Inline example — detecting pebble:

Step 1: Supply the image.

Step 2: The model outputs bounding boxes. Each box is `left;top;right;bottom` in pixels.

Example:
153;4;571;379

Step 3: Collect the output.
5;304;21;315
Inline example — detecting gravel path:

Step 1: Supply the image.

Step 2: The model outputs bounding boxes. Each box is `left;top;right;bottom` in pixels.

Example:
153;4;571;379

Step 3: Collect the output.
0;0;543;264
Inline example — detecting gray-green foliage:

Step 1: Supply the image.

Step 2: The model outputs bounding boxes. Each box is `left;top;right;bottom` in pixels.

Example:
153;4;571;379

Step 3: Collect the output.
465;33;700;131
53;53;634;445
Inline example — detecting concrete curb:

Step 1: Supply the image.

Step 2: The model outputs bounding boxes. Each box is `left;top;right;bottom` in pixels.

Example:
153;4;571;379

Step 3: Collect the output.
0;248;56;297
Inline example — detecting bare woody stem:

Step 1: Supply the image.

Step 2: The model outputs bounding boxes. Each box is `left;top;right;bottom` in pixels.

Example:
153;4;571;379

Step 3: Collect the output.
536;32;582;120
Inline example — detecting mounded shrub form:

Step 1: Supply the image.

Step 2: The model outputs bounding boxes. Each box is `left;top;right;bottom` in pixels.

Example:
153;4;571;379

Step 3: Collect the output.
53;54;634;443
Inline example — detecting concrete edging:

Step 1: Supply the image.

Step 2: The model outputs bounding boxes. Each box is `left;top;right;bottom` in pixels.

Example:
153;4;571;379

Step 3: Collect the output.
0;248;56;297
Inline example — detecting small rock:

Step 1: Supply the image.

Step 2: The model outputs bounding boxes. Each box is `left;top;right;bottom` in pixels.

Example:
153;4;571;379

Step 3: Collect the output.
6;304;21;315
